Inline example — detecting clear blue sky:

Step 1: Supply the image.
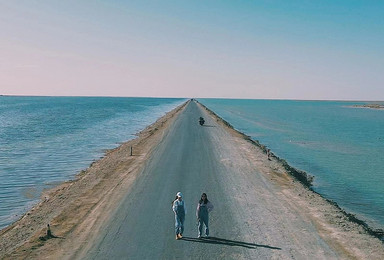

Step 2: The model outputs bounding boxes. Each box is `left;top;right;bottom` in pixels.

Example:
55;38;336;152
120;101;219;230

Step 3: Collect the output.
1;0;383;100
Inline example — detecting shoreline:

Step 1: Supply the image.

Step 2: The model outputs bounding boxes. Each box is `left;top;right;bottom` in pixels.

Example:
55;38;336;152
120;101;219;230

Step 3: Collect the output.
350;104;384;110
197;100;384;242
1;99;383;259
0;97;186;230
0;101;189;259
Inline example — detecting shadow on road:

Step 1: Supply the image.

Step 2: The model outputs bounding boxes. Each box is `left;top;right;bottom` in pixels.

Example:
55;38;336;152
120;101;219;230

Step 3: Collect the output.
181;236;281;250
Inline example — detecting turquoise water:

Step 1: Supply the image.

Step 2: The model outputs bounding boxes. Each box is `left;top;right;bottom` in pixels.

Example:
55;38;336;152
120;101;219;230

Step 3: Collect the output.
200;99;384;231
0;96;185;229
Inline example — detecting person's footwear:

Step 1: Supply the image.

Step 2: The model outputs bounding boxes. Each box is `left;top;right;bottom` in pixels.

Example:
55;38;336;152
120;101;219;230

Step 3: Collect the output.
197;235;201;238
178;234;183;239
176;235;179;240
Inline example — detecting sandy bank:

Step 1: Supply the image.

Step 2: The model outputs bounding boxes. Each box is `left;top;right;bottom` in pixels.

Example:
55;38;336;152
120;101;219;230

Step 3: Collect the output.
0;101;189;259
351;104;384;110
199;101;384;239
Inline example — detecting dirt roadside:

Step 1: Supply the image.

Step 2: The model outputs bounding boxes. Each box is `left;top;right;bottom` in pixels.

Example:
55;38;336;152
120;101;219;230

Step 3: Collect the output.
0;101;189;260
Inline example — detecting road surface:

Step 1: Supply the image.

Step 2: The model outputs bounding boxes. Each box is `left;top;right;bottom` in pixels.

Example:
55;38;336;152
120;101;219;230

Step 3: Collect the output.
82;101;339;259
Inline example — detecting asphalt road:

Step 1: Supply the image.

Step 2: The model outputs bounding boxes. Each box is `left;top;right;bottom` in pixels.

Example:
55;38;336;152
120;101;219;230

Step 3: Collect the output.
83;101;337;259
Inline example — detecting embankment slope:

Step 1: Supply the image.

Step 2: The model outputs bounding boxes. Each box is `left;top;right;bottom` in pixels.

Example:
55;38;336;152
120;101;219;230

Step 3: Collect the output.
1;100;383;259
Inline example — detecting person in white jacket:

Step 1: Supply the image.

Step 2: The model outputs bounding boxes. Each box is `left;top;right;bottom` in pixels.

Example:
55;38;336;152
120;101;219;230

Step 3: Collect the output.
196;193;214;238
172;192;187;240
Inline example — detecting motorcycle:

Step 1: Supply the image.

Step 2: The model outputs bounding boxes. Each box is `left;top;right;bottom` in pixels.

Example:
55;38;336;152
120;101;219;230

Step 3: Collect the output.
199;117;205;126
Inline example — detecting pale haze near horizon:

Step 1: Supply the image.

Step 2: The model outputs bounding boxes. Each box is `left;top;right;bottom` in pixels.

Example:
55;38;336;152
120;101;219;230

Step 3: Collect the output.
1;1;383;100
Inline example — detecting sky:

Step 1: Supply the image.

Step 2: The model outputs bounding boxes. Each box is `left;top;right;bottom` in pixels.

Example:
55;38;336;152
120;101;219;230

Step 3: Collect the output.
0;0;383;100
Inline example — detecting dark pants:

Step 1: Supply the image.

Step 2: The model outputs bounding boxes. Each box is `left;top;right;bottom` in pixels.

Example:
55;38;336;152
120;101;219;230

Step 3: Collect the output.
198;215;209;236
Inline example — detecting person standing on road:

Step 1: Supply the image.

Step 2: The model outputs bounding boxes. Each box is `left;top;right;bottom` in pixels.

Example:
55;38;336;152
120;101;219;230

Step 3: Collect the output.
196;193;214;238
172;192;187;240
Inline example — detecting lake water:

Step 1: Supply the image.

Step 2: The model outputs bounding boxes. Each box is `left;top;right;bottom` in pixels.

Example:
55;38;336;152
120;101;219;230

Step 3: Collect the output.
0;96;185;229
200;99;384;231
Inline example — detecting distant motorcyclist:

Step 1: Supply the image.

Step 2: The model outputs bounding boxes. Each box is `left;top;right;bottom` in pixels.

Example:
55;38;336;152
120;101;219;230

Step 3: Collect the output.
199;117;205;126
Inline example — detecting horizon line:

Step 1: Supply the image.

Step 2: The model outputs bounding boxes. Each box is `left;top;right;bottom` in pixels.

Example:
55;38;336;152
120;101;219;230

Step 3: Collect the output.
1;94;383;102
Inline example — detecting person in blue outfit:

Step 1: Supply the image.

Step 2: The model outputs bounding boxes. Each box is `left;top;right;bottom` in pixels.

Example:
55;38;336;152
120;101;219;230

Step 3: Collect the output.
196;193;214;238
172;192;187;240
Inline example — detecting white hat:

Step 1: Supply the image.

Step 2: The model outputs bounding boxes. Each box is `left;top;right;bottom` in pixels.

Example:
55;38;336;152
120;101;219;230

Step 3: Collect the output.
176;192;183;197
